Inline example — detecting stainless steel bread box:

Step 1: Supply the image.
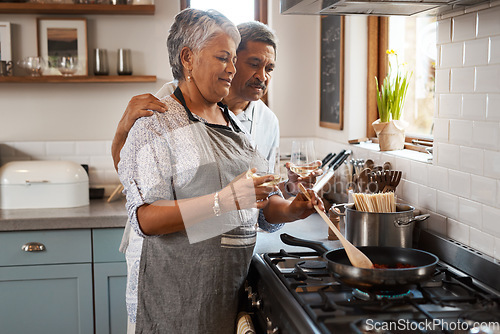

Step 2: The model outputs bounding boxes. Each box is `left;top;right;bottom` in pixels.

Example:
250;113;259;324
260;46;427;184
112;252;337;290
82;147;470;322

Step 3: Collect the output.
0;160;89;209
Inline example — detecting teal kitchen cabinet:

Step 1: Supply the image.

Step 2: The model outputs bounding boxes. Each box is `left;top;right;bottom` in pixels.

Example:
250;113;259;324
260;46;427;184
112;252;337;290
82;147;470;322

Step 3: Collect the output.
93;228;127;334
0;229;94;334
0;227;127;334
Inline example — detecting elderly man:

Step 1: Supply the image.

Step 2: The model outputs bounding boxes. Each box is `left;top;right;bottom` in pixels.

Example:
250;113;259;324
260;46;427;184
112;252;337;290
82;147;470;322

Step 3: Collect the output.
111;21;320;197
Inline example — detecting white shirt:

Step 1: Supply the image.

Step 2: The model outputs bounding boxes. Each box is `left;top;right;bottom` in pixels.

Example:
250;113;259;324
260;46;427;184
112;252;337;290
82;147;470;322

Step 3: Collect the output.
234;99;280;161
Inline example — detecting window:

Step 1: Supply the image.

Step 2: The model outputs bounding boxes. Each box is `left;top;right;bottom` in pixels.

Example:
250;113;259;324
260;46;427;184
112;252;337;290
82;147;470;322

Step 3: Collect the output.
367;16;435;150
388;16;436;138
180;0;269;103
181;0;268;24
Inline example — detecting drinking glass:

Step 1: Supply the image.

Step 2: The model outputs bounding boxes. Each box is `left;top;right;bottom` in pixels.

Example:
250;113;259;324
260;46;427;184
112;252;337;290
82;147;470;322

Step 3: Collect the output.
289;140;319;178
17;57;45;76
251;147;282;187
57;56;79;76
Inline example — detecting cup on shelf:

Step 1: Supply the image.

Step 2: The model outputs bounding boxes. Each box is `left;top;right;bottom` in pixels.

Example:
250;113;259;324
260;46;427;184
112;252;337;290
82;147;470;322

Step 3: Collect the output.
56;56;79;76
117;48;132;75
0;60;13;77
94;49;109;75
17;57;46;77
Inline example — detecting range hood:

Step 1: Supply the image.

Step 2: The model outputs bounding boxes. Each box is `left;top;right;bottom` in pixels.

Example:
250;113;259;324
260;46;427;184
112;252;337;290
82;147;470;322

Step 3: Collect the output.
280;0;488;16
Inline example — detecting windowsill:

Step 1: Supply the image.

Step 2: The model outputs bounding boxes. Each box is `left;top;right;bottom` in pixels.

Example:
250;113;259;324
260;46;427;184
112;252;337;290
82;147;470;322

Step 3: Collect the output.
353;141;432;164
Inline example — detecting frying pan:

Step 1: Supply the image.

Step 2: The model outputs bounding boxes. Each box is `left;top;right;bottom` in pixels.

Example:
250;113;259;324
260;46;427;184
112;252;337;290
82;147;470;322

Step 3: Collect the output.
280;233;439;292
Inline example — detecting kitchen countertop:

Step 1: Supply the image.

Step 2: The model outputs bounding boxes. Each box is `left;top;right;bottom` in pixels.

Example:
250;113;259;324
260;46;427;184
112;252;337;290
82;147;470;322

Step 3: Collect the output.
0;198;128;231
0;198;342;253
255;214;342;253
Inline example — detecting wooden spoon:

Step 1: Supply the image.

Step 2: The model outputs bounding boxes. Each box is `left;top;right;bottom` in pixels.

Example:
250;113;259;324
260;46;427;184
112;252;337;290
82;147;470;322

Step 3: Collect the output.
298;184;374;269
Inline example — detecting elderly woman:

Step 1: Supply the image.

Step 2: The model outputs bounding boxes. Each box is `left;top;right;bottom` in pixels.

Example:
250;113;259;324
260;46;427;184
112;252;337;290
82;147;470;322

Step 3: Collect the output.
118;8;322;334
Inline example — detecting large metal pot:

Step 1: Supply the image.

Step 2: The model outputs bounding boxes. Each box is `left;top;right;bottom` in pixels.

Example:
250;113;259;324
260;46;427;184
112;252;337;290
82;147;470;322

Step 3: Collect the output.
330;203;430;248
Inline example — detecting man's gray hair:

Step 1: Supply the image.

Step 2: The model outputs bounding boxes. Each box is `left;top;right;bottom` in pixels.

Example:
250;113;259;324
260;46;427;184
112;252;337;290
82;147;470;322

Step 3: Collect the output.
167;8;240;81
237;21;277;57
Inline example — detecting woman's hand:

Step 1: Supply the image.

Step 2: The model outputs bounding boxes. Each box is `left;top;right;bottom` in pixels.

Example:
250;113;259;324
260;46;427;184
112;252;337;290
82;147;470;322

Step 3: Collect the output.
220;168;278;212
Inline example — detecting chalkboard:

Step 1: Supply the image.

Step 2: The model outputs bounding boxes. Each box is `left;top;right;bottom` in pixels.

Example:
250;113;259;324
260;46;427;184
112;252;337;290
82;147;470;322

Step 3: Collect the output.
320;15;344;130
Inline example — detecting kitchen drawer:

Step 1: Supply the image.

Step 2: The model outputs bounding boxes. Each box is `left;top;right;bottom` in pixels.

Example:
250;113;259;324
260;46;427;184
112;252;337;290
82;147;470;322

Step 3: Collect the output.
92;228;126;263
0;229;92;266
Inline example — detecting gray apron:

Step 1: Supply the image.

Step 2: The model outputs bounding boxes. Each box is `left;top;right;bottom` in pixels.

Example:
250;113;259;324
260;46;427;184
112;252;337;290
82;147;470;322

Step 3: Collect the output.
135;88;266;334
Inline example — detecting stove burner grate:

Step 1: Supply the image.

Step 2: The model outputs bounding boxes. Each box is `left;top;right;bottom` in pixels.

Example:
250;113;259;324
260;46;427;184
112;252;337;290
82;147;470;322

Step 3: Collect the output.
353;288;413;301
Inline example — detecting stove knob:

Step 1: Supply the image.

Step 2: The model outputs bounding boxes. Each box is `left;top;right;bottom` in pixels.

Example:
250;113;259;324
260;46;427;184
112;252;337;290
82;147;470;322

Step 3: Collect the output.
251;293;261;309
266;318;279;334
245;285;253;299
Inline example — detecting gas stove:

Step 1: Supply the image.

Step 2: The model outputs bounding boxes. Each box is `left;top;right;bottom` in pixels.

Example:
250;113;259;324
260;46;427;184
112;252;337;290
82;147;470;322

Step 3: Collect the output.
245;230;500;334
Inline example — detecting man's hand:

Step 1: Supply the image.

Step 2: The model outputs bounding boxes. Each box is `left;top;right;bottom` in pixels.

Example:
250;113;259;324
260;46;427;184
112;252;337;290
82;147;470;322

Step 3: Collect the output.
112;94;168;171
283;160;323;197
288;188;324;220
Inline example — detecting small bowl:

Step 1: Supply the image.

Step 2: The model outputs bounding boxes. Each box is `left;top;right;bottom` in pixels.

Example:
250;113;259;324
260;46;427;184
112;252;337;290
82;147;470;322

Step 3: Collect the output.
17;57;45;76
57;56;79;76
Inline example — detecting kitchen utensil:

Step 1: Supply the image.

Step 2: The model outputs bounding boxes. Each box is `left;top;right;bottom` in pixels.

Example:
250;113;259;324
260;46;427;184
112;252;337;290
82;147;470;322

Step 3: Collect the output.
374;170;388;193
107;184;124;202
356;168;371;193
298;183;373;269
382;170;402;192
383;161;392;170
0;60;13;76
330;203;430;247
280;233;438;292
363;159;374;170
94;48;109;75
117;48;132;75
312;149;350;193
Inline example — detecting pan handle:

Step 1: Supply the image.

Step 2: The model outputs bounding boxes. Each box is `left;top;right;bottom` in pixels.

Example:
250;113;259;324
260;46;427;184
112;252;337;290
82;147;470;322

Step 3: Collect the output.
396;213;431;226
280;233;330;254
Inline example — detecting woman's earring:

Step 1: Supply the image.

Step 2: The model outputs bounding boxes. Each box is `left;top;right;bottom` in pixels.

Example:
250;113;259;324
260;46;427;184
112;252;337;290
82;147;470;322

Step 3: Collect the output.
187;70;192;82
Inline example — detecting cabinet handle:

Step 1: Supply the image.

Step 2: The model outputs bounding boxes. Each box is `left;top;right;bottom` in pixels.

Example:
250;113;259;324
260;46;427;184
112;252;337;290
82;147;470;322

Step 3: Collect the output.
22;242;46;252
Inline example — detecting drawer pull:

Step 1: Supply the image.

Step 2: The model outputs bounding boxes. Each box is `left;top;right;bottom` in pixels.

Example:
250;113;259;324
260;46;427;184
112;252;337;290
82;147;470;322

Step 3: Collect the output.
22;242;46;252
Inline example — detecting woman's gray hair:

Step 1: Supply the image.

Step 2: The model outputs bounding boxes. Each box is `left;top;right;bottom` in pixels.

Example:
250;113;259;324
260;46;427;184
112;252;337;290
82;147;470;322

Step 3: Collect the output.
237;21;277;57
167;8;240;81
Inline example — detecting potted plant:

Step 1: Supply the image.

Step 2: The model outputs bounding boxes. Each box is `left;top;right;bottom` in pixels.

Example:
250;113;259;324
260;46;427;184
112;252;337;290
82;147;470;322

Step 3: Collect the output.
373;50;412;151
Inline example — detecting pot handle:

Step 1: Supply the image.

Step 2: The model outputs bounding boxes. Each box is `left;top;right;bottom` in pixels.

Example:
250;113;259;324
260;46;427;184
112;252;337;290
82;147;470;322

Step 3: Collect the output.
329;203;348;217
396;213;430;226
280;233;330;254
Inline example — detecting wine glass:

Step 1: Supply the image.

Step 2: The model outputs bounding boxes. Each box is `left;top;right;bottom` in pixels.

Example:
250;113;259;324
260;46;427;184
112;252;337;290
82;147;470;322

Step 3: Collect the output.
250;147;282;187
57;56;79;76
289;140;319;178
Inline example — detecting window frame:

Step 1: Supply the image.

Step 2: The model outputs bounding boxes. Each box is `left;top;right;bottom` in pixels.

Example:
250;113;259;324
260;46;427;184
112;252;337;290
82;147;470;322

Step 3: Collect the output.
367;17;433;151
180;0;269;104
180;0;268;23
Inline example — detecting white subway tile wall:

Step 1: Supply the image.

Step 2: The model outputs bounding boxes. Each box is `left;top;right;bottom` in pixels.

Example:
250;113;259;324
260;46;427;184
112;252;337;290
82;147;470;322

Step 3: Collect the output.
462;94;486;120
425;1;500;259
0;141;118;194
312;3;500;260
404;3;500;260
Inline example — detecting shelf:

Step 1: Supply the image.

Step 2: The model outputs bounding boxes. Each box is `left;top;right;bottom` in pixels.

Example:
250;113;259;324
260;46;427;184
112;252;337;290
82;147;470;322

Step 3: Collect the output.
0;3;154;15
0;75;157;83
